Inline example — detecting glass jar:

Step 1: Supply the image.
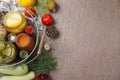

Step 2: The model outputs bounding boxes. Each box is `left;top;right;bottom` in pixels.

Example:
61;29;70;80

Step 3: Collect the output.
16;33;35;52
3;11;27;34
0;41;16;63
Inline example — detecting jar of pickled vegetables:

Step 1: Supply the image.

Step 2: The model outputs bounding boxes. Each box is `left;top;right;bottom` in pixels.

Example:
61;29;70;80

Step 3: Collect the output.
0;41;16;63
3;11;27;34
16;33;35;51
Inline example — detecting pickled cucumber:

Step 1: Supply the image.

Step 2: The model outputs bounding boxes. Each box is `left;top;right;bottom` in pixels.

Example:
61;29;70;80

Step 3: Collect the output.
0;42;5;51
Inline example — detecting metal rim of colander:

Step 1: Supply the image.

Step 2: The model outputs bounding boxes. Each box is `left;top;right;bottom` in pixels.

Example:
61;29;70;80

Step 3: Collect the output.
0;1;41;66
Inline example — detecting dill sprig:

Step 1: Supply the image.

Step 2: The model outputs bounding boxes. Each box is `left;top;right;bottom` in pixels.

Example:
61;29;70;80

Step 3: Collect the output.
28;49;57;75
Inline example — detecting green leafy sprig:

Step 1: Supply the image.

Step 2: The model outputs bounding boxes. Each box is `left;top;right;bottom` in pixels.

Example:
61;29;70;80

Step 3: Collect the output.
28;49;57;75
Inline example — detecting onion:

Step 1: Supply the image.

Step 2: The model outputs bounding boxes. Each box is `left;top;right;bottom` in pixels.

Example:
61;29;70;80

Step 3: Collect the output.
34;74;51;80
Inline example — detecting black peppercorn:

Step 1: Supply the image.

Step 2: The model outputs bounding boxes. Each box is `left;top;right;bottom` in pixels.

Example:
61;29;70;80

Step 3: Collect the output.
45;26;59;39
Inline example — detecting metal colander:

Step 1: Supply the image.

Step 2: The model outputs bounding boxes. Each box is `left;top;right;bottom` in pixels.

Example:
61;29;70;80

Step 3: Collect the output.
0;0;43;66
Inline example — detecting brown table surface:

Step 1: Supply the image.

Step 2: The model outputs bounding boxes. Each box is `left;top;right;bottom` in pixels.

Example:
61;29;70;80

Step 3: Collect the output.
50;0;120;80
1;0;120;80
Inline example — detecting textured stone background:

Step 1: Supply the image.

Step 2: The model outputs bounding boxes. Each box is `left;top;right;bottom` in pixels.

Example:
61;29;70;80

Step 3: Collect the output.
50;0;120;80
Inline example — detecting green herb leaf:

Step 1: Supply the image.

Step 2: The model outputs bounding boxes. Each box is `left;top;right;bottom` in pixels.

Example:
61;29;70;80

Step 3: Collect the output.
28;49;57;75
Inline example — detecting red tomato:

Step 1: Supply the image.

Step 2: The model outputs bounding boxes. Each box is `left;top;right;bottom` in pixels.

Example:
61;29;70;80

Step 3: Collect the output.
41;14;53;26
24;7;36;18
25;26;34;35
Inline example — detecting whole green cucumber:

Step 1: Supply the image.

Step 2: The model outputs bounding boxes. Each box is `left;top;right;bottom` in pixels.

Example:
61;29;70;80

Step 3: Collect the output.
0;71;35;80
0;64;28;76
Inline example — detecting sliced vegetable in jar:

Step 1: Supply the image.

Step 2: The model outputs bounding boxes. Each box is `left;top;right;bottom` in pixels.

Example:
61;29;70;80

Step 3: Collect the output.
0;42;16;63
2;47;11;56
0;42;5;51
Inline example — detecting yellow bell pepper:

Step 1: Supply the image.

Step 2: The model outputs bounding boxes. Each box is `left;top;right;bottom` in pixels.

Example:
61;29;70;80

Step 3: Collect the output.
18;0;36;7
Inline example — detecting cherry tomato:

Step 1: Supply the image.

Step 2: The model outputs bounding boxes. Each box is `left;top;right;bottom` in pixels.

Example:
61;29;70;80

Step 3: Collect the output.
34;74;51;80
24;7;36;18
41;14;53;26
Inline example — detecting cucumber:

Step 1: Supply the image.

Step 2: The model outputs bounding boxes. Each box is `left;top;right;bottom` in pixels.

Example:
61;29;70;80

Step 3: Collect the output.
0;71;35;80
0;42;5;51
0;64;28;76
